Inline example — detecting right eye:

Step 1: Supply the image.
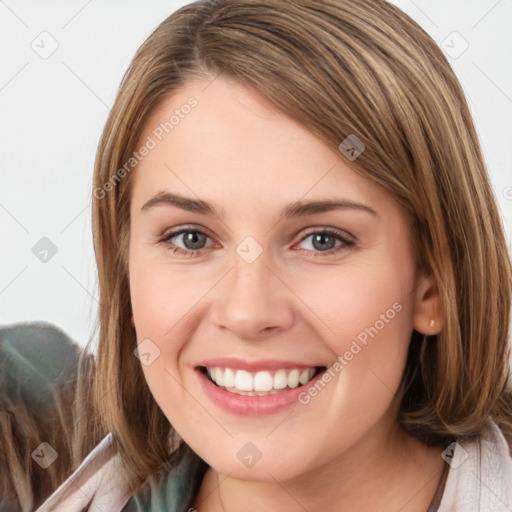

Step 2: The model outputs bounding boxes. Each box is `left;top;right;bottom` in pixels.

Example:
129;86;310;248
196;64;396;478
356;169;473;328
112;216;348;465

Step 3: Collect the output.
158;228;216;257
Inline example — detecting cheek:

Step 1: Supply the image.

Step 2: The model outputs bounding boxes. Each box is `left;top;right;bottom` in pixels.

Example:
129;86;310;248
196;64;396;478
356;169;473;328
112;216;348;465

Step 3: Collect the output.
129;259;206;343
284;265;414;446
291;261;414;354
289;259;416;419
129;262;212;405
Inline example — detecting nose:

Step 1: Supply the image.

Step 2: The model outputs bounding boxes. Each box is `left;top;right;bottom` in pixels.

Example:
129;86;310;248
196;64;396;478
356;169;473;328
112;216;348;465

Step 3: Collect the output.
209;251;295;341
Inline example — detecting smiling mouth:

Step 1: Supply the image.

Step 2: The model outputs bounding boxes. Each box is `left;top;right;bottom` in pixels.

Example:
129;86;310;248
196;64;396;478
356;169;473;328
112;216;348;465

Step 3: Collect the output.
199;366;326;396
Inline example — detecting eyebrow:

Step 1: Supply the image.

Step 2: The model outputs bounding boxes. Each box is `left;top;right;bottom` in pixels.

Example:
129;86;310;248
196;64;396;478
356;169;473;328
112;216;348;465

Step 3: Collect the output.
140;191;379;218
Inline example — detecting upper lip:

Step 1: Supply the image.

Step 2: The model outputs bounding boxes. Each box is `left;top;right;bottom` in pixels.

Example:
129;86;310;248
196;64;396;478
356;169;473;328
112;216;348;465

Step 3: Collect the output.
196;357;325;372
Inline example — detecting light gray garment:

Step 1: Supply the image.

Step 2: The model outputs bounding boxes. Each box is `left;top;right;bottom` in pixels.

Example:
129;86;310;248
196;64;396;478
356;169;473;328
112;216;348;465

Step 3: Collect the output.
37;419;512;512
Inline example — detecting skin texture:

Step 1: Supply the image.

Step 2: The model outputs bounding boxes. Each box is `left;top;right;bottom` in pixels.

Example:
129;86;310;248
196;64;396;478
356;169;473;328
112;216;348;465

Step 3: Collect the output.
128;75;446;511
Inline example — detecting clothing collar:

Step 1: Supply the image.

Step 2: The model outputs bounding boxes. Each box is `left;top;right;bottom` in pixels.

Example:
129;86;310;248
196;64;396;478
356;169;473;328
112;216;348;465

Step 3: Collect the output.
37;420;512;512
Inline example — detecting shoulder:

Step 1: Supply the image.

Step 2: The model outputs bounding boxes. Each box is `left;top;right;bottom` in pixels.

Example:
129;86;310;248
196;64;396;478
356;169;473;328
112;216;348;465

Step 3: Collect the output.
438;419;512;511
122;445;209;512
38;438;209;512
36;433;137;512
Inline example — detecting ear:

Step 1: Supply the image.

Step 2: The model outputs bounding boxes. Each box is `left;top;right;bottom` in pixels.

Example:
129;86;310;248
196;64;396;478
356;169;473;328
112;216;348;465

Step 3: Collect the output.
412;270;444;335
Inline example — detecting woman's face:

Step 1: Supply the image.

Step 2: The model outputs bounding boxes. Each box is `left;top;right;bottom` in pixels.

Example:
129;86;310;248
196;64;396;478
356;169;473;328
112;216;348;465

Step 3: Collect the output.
128;75;436;480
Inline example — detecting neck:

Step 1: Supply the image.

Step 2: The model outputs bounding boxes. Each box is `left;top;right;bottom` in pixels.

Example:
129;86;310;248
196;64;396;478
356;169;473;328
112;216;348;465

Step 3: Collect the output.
193;420;446;512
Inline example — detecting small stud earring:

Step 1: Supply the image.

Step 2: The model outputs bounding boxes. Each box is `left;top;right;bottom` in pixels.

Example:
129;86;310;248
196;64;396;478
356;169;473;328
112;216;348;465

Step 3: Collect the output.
429;319;435;328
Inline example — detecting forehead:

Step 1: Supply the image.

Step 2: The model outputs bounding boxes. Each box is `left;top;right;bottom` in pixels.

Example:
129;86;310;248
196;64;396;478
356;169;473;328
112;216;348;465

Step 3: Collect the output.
129;76;395;220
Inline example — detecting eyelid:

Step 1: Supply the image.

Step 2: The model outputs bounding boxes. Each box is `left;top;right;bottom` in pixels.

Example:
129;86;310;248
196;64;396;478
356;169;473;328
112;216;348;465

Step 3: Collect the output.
298;226;356;243
157;224;356;257
157;224;215;242
157;225;217;249
157;224;357;247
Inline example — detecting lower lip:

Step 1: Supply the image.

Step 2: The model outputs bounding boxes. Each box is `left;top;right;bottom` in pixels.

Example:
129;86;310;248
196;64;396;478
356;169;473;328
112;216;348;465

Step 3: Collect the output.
196;368;325;416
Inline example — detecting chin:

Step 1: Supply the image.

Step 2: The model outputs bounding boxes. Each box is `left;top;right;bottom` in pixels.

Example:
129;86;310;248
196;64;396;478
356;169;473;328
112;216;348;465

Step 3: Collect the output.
195;440;318;482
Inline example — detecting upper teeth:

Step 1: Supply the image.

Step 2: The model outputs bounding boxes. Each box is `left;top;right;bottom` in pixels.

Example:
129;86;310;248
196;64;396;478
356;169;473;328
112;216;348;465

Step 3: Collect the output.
206;367;316;395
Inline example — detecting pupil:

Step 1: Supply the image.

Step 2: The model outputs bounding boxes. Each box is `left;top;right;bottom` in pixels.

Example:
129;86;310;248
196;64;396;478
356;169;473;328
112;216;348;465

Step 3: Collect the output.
313;233;335;251
181;232;336;251
184;231;205;249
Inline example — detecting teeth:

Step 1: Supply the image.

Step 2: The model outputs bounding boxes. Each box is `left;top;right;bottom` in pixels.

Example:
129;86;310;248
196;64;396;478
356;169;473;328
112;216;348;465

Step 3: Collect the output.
299;369;310;385
234;370;253;391
205;367;317;394
214;367;224;387
223;368;235;388
273;369;288;389
287;369;300;388
254;371;273;392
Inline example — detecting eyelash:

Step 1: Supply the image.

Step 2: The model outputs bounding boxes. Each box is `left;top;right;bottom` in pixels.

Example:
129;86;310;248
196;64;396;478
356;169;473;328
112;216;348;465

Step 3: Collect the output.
157;226;355;258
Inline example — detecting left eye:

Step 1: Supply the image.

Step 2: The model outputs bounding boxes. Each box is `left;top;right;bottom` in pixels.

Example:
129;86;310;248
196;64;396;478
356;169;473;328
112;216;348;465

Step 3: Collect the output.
298;230;353;253
158;228;355;257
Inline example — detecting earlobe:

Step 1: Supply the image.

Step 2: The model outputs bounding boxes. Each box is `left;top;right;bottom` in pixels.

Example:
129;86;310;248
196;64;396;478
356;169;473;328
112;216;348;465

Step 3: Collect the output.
412;272;444;335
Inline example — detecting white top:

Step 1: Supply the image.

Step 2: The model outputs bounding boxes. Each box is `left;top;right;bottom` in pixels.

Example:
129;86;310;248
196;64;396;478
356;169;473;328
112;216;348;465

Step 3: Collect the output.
37;420;512;511
35;433;135;512
437;420;512;511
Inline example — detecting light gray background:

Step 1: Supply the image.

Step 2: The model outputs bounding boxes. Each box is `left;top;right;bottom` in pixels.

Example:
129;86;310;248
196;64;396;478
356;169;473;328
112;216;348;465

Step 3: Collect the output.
1;0;511;348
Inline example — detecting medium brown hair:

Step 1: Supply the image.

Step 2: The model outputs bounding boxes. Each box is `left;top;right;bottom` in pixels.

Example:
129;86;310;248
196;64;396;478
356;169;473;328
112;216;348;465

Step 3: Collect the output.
89;0;512;485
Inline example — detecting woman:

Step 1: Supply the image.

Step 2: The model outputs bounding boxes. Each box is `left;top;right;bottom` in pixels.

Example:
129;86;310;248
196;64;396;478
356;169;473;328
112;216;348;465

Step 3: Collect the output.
38;0;512;510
